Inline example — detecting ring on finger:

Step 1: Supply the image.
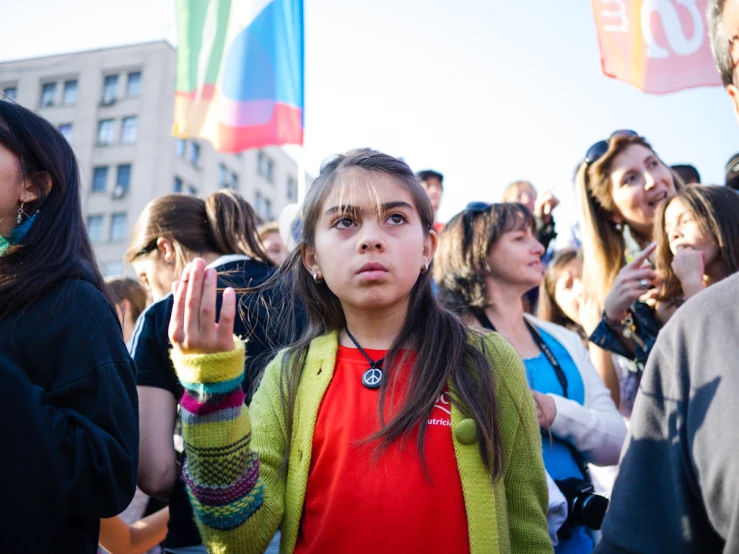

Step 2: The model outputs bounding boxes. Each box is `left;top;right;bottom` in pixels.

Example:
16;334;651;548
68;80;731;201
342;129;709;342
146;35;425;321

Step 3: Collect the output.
639;278;649;290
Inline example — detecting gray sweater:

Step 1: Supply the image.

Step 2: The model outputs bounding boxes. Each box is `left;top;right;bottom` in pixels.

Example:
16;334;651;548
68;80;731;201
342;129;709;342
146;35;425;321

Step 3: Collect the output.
595;272;739;553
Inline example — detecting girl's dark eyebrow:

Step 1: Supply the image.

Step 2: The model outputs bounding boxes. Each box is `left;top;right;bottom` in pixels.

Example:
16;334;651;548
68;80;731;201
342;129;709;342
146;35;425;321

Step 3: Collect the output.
324;201;413;215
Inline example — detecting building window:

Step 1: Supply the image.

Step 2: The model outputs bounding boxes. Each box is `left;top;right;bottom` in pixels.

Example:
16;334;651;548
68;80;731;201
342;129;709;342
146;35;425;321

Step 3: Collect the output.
218;163;228;187
102;75;118;104
97;119;115;145
126;72;142;96
115;164;132;195
286;176;297;202
254;191;262;215
92;167;108;192
110;212;128;242
120;116;138;144
87;215;104;243
175;138;186;158
264;199;272;220
62;80;78;105
187;184;198;195
174;176;183;193
189;141;200;168
230;172;239;190
58;124;72;142
103;261;124;277
3;86;17;100
257;151;274;183
40;83;57;107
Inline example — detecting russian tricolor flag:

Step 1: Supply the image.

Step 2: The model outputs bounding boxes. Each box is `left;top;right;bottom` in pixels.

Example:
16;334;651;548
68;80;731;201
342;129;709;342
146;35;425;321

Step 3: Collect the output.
173;0;304;152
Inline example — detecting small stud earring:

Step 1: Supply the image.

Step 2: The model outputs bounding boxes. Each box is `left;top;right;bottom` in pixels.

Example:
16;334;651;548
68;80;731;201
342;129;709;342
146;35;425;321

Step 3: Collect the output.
16;202;24;225
313;272;322;283
421;262;429;273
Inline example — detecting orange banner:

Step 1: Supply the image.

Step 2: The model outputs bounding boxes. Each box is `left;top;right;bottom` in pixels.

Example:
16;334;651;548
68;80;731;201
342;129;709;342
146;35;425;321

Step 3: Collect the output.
592;0;722;93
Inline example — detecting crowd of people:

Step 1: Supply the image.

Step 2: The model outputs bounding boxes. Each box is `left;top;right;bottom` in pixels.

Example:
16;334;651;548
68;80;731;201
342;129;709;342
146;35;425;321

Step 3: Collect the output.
3;0;739;553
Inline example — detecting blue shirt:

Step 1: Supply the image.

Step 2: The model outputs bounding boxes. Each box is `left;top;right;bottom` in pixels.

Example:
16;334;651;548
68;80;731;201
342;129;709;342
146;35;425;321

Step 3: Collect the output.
524;327;593;554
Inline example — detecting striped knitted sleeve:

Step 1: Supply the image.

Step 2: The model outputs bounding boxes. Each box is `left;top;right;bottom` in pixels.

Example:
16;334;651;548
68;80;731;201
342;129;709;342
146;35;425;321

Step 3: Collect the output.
171;339;285;554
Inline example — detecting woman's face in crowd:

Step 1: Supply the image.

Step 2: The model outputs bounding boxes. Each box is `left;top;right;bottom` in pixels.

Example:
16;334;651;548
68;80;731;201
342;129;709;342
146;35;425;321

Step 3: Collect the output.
663;197;719;267
486;224;545;291
420;176;443;214
608;144;675;237
514;184;537;214
304;170;435;314
262;231;287;265
553;258;583;325
0;144;26;237
132;250;177;302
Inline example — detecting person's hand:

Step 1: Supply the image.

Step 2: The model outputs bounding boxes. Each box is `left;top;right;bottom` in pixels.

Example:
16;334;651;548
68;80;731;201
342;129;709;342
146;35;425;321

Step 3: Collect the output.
671;248;705;297
604;242;658;322
532;390;557;429
578;296;602;337
168;258;236;355
534;190;560;222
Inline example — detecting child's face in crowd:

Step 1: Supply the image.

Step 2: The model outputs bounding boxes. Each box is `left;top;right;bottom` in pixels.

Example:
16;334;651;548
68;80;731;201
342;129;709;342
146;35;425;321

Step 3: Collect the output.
420;177;443;214
553;258;584;326
608;144;676;237
485;224;545;291
663;197;718;267
305;169;435;314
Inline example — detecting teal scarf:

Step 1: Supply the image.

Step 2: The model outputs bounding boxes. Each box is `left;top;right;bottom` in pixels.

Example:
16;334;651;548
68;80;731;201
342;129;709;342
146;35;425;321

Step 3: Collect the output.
0;213;37;256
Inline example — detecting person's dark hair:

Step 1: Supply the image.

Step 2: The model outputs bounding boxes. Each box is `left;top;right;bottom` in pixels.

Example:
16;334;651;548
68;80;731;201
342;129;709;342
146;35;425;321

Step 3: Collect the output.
725;152;739;189
655;185;739;304
270;149;507;479
432;202;536;313
125;190;273;269
671;164;701;185
415;169;444;187
708;0;734;86
105;277;148;323
0;100;115;317
536;249;586;338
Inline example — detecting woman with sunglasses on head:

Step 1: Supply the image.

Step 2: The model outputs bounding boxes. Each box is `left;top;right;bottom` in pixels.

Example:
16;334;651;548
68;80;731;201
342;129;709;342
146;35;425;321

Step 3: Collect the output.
0;100;138;552
435;202;626;554
575;131;682;415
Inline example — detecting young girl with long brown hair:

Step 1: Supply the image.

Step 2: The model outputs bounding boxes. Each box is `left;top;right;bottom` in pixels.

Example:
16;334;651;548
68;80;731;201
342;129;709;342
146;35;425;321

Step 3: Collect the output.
165;149;551;553
653;185;739;324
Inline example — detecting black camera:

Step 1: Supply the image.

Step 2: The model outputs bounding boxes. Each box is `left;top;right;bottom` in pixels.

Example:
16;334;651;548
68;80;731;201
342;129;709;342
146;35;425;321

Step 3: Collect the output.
554;477;609;538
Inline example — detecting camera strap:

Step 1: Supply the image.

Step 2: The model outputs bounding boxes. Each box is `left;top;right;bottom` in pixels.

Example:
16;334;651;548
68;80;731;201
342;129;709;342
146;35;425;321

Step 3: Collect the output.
472;309;569;398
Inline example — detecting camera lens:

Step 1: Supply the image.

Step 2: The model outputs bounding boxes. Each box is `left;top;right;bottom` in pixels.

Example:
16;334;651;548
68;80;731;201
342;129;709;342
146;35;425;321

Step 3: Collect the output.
578;493;609;530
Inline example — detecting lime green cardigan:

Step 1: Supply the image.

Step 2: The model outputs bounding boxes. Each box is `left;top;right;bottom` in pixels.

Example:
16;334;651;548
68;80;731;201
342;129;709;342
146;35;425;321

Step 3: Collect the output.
173;330;552;554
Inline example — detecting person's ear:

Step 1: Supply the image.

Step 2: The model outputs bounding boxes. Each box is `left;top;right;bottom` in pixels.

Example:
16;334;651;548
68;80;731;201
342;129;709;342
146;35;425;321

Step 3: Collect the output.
301;244;322;281
728;84;739;125
19;172;52;204
156;238;176;266
422;229;438;271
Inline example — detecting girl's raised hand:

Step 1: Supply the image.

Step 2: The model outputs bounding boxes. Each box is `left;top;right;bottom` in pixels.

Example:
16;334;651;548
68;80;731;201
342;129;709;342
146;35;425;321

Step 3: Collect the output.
168;258;236;354
671;248;705;298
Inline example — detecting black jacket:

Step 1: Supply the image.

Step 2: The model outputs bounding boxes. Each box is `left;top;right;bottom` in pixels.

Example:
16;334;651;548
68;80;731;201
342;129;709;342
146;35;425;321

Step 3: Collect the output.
0;274;139;553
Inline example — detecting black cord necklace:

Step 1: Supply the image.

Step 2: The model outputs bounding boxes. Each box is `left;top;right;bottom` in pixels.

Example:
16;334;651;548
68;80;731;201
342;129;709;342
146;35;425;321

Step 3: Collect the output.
345;327;385;389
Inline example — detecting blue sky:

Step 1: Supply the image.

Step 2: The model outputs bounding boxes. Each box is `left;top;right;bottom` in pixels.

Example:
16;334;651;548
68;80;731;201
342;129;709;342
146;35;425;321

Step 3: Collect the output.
2;0;738;227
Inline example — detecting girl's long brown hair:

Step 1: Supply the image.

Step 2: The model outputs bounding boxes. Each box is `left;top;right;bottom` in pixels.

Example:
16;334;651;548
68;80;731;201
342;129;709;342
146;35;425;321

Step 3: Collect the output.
125;190;273;270
576;134;683;309
655;185;739;304
270;149;507;479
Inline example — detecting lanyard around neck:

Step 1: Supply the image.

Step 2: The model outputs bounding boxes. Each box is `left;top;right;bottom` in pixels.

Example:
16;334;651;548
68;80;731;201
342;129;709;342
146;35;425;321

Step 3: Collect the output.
473;309;569;399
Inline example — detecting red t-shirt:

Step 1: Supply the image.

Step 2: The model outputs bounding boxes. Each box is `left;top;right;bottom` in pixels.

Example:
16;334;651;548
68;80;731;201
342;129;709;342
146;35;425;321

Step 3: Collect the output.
293;346;470;554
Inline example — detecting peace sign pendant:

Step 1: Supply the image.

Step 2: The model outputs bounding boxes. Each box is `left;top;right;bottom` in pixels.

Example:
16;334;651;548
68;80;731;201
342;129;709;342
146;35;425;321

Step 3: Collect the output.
362;367;383;389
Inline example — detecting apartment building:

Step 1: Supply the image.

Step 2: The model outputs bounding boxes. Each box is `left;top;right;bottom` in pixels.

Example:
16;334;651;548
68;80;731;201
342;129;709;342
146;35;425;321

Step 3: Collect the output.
0;41;302;276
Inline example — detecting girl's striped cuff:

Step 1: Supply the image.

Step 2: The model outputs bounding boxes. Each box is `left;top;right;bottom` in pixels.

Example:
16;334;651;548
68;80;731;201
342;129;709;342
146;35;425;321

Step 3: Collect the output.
171;337;245;386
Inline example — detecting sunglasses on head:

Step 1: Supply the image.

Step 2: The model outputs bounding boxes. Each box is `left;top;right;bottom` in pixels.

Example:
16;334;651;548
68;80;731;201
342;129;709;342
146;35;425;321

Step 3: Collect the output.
464;201;492;213
584;129;638;166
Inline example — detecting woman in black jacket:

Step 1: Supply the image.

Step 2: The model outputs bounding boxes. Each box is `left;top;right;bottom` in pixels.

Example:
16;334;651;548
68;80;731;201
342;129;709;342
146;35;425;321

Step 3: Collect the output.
0;99;138;553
